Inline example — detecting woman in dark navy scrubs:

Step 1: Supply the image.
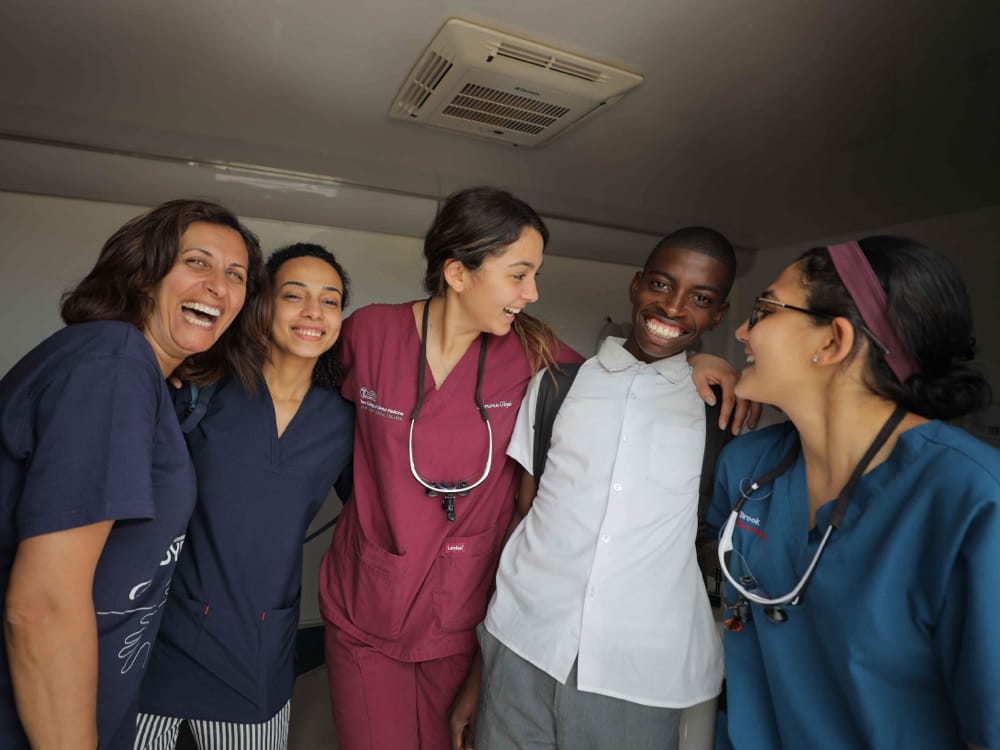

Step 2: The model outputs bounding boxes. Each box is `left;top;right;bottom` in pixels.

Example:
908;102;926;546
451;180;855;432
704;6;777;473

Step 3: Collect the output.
136;244;355;749
0;200;269;750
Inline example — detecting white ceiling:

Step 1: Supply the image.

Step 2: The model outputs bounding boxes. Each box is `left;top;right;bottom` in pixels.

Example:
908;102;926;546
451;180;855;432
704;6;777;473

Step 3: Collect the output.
1;0;997;261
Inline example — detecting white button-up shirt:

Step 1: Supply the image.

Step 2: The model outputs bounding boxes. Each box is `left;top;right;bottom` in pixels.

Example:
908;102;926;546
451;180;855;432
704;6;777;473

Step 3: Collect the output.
485;337;723;707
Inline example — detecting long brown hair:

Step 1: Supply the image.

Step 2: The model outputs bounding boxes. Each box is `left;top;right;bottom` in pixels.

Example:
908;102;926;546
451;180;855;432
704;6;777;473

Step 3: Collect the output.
423;186;561;373
60;199;271;389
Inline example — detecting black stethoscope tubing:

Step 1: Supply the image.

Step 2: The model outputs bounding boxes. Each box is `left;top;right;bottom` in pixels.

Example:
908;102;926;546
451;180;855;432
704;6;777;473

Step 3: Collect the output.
407;299;494;505
718;405;907;619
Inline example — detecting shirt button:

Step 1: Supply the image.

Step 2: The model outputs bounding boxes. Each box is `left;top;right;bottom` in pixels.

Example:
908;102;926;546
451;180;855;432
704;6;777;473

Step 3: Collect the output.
612;483;622;492
601;534;610;544
588;587;596;597
622;434;629;442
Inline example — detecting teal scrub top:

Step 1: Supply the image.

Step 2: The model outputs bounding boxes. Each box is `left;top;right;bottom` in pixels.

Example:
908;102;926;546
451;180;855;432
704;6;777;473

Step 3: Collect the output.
708;421;1000;749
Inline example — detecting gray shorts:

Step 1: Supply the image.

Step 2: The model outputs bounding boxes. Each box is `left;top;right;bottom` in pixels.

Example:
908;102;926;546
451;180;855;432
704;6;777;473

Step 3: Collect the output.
475;627;681;750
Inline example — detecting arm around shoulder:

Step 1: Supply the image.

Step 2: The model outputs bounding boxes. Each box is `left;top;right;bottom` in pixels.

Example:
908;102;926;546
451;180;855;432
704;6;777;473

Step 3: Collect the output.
688;352;762;433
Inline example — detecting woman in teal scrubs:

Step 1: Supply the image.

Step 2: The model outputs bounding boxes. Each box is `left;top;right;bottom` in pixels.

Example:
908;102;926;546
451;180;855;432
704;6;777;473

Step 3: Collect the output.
708;236;998;749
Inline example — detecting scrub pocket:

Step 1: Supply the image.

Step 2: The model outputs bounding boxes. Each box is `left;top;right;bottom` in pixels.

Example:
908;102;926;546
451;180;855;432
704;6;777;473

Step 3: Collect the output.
333;519;409;640
157;592;259;706
257;597;300;714
432;528;498;633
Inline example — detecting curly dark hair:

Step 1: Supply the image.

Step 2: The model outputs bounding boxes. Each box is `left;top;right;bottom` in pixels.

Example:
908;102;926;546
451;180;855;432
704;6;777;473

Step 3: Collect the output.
266;242;352;390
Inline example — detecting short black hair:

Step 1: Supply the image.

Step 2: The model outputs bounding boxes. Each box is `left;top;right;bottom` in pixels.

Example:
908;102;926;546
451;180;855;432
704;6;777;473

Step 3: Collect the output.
649;226;737;297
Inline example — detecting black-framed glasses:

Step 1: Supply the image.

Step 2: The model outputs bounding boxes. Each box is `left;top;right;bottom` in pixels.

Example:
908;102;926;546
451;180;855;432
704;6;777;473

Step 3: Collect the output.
748;297;890;355
748;297;835;330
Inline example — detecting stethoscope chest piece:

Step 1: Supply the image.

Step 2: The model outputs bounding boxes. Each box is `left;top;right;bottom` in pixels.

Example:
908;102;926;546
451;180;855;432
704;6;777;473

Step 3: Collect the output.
425;480;470;522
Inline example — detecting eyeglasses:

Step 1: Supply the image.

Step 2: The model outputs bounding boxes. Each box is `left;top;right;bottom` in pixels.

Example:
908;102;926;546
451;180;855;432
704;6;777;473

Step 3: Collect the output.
748;297;890;355
748;297;835;330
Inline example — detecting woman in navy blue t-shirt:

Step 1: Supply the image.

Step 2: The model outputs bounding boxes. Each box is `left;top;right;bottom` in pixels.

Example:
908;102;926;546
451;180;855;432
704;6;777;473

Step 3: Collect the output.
0;200;269;750
136;243;355;749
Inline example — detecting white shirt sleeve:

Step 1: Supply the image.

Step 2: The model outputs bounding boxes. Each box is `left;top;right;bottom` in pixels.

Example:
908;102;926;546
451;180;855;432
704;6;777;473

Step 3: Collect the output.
505;368;546;475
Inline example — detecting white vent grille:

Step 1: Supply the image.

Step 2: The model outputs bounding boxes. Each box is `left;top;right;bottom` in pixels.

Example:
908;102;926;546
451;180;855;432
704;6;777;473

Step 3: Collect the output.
493;42;605;83
441;83;571;135
388;19;643;146
397;51;453;114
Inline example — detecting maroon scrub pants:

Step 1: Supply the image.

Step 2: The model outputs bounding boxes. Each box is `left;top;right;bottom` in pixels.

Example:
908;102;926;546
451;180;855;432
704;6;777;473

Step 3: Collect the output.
325;623;473;749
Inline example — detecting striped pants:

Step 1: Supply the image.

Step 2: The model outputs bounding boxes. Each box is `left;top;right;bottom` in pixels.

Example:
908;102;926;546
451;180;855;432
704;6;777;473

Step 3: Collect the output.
134;700;291;750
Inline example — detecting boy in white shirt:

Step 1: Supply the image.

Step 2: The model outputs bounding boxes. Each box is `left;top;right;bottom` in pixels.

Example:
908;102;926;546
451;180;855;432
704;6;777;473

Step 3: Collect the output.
451;227;736;750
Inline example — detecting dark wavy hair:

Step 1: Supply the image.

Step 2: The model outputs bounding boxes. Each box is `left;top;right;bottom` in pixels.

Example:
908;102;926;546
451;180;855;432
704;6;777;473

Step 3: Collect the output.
60;199;271;391
423;186;560;373
265;243;351;390
797;236;991;420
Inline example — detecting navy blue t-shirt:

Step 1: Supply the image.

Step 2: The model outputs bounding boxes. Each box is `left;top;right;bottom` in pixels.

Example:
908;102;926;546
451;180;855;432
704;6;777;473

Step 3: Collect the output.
140;375;354;722
0;321;196;750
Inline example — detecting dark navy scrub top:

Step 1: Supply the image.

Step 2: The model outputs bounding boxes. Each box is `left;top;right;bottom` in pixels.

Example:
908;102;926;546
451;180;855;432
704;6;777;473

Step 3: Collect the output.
0;321;196;750
140;375;354;722
708;421;1000;750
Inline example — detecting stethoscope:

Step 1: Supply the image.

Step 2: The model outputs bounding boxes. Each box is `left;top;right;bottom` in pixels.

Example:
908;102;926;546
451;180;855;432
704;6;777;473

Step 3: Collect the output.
717;404;906;625
408;299;493;522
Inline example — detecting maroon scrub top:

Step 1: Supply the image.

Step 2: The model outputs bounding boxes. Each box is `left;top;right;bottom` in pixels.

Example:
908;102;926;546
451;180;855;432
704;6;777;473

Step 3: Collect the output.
320;302;581;661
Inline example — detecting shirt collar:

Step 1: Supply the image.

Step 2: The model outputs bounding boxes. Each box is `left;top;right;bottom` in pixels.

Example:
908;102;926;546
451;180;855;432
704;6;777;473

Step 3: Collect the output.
597;336;691;383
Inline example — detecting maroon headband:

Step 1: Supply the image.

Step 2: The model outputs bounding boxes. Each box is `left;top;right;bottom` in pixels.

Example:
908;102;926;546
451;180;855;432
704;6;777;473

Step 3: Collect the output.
827;241;919;383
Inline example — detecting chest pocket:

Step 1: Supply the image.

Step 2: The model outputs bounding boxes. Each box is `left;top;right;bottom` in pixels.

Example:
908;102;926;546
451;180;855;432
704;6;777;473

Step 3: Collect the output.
646;422;704;497
432;527;499;633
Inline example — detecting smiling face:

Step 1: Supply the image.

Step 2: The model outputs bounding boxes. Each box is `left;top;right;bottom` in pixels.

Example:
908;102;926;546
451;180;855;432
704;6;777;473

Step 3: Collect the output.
269;255;344;362
143;221;249;374
734;261;827;405
452;225;544;336
624;246;730;363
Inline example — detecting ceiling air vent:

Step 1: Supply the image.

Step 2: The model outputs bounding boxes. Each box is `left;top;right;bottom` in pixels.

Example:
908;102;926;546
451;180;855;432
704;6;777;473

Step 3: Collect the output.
388;18;643;147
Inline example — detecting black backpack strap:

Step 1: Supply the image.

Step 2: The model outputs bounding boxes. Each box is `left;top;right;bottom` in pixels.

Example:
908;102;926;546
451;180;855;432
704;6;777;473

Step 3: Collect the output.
697;384;733;541
176;382;218;434
532;363;582;482
697;384;735;606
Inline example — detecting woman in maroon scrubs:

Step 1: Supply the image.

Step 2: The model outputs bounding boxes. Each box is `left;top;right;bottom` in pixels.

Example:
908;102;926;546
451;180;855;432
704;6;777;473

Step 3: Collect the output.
319;186;745;749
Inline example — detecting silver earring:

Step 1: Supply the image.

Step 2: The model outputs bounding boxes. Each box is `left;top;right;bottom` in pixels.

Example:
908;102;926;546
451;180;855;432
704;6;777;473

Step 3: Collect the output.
812;354;820;363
